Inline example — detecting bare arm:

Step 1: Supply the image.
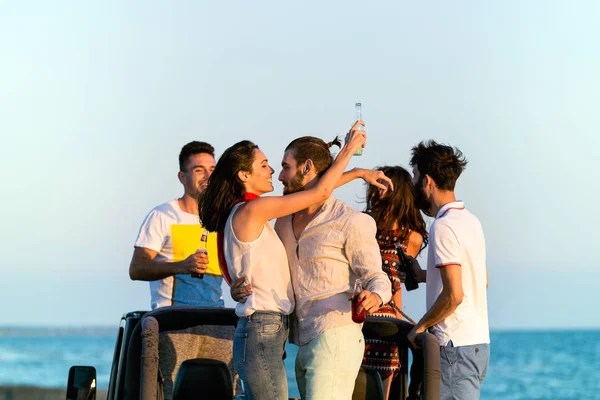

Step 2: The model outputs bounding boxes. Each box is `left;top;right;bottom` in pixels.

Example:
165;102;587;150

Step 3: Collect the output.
406;232;427;283
336;168;394;192
408;264;463;347
234;122;366;240
129;247;209;281
406;232;423;257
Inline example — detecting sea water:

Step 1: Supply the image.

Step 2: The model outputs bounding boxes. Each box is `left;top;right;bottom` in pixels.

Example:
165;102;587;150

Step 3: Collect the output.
1;328;599;399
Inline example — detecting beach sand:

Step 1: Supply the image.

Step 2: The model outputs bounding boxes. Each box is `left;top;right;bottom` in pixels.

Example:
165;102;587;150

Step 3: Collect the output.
0;386;107;400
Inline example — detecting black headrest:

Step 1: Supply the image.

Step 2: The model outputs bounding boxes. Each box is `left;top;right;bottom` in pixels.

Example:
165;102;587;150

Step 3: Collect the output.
146;306;238;332
352;367;385;400
362;316;413;344
172;358;233;400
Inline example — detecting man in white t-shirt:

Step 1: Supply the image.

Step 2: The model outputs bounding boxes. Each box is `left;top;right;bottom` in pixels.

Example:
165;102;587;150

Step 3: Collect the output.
129;141;223;309
407;140;490;400
129;141;242;398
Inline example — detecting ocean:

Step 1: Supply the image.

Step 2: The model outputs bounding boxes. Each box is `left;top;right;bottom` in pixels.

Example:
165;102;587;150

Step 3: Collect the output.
1;328;599;399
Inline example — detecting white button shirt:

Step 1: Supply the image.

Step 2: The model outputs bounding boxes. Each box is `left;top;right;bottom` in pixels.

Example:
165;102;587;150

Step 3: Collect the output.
276;197;392;346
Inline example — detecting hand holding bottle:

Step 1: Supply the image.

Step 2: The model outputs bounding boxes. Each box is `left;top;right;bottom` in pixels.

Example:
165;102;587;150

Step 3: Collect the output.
191;230;209;279
344;120;367;156
353;102;364;156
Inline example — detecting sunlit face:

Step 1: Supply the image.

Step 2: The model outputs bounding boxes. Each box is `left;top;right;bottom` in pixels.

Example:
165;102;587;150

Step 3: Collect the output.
412;166;433;216
278;150;305;195
244;148;275;195
179;152;216;198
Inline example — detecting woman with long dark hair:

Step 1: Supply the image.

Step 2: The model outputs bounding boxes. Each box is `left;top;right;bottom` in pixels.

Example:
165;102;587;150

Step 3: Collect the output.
199;123;366;400
361;165;429;399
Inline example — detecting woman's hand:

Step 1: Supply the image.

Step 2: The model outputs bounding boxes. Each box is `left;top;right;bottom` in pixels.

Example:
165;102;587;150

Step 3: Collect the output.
359;169;394;194
343;120;367;154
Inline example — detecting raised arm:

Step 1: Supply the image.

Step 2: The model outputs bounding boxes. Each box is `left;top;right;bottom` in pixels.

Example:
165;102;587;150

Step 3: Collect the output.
241;122;366;224
337;168;394;193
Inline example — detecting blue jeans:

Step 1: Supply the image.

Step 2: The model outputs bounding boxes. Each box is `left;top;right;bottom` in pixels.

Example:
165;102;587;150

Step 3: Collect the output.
233;312;289;400
440;342;490;400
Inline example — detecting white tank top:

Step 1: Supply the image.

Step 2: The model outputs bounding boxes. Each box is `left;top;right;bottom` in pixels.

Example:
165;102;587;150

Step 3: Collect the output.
223;203;295;317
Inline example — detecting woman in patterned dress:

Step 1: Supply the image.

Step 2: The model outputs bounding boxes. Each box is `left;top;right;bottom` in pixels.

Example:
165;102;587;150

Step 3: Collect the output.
361;165;429;399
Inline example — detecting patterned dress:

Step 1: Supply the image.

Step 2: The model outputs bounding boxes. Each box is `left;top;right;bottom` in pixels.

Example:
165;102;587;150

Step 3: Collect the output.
361;228;409;379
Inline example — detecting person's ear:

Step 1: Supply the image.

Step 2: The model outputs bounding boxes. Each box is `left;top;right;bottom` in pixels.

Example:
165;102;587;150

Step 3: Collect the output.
237;170;249;182
424;174;435;191
177;171;185;185
303;159;314;175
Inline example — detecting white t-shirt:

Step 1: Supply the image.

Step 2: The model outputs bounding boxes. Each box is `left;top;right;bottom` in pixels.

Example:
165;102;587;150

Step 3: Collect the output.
426;201;490;346
134;199;224;309
223;203;294;317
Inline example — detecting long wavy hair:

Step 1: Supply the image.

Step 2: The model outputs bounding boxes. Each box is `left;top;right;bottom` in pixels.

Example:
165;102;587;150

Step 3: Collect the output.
199;140;258;232
365;165;428;254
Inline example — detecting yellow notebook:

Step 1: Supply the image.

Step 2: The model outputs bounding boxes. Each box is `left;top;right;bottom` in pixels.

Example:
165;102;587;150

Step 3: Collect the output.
170;224;222;276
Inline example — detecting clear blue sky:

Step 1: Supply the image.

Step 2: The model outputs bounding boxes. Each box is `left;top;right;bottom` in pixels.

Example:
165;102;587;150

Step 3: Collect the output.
1;1;598;329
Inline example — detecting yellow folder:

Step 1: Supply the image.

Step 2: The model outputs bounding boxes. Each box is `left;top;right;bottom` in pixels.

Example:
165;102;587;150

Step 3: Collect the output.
170;224;222;276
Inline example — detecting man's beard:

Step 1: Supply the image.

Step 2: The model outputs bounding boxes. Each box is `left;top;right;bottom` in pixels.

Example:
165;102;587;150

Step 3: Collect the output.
283;170;305;195
414;178;433;217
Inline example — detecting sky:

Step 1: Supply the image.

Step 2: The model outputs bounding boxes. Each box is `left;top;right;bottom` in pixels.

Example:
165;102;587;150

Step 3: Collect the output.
1;1;598;329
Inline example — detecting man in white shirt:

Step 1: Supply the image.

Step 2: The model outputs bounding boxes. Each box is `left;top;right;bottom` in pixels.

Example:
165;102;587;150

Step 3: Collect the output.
129;141;243;398
407;140;490;400
129;141;222;308
234;136;392;399
279;136;392;400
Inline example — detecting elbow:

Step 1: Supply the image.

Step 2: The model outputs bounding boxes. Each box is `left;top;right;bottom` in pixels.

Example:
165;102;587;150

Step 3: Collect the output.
129;265;140;281
449;291;464;308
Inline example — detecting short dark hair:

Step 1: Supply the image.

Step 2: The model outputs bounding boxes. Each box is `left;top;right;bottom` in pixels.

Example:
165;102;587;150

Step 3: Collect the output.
410;140;468;191
179;141;215;171
284;136;341;177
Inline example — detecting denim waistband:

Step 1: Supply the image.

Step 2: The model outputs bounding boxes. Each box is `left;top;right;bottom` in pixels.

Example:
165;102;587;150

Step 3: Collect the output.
242;311;288;321
441;341;490;348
